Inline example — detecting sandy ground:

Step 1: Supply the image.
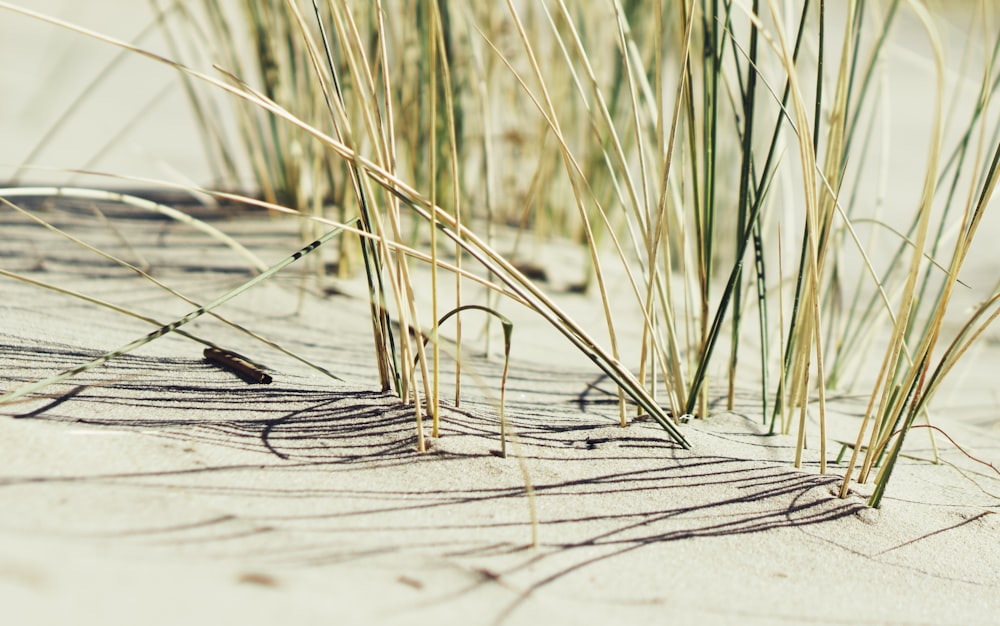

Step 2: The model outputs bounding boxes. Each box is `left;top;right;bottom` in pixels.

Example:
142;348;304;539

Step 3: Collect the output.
2;3;1000;624
0;197;997;626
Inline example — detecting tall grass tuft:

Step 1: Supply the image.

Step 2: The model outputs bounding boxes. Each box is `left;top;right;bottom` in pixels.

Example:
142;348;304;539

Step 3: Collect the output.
3;0;1000;506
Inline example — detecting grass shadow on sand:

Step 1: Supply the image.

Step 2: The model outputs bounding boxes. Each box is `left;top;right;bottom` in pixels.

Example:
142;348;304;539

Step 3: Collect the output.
0;340;867;623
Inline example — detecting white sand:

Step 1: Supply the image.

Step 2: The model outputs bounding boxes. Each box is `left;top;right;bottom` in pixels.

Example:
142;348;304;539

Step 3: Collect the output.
1;200;997;626
2;3;999;622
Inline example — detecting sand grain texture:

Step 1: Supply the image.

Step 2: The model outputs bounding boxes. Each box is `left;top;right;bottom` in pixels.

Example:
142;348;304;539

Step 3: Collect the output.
0;199;998;626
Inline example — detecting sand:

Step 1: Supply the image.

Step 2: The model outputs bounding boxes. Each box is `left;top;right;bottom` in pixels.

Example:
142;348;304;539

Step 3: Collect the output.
0;197;997;626
2;2;1000;623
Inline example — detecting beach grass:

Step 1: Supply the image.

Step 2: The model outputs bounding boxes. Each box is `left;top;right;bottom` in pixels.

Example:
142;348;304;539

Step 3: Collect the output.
2;0;1000;507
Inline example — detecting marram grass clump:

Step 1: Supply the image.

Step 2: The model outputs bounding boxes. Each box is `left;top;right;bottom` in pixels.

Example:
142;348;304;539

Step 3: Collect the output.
2;0;1000;508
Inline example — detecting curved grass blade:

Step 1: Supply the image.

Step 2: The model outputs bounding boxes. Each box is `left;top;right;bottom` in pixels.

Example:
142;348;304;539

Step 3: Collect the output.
0;186;268;273
418;305;513;457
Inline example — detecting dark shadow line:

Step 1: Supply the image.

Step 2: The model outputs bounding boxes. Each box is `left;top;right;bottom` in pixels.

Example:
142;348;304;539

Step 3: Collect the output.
489;494;860;625
875;511;994;556
12;385;88;418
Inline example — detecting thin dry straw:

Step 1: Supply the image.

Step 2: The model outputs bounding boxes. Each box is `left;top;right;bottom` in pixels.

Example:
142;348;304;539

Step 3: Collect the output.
0;225;342;405
0;192;343;381
9;1;185;185
0;267;214;348
394;191;690;449
1;265;337;383
495;0;631;425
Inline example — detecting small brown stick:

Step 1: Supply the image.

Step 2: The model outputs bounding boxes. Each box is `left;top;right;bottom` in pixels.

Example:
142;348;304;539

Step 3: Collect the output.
204;348;272;384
